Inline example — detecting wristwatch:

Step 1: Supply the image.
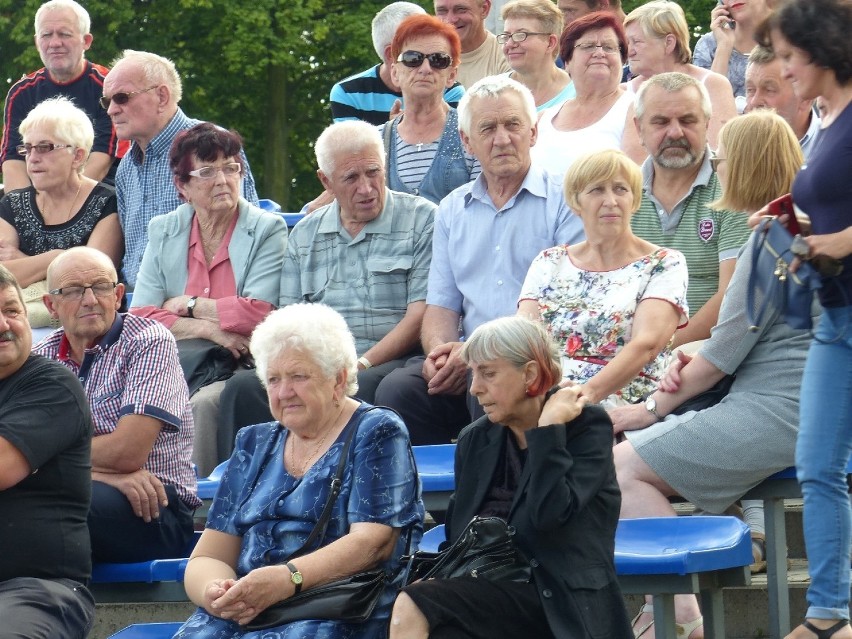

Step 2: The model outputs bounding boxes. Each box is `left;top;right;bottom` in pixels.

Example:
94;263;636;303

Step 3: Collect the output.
186;296;198;318
286;561;303;594
644;396;662;420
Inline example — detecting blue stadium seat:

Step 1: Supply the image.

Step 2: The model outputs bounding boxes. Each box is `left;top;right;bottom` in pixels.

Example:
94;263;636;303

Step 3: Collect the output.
108;622;184;638
412;444;455;514
197;460;228;500
281;212;306;228
257;198;282;212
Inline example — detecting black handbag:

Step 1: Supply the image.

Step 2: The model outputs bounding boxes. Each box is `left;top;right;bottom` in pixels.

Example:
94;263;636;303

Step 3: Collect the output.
246;408;390;630
176;338;238;397
401;516;531;586
746;218;820;332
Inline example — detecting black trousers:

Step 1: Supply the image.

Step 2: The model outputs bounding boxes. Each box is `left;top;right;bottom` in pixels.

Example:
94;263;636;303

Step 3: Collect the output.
0;577;94;639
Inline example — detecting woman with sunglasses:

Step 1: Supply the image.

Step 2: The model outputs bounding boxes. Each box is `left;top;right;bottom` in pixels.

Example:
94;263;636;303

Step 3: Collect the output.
0;96;121;326
623;1;737;149
499;0;573;112
530;12;645;178
130;122;287;477
382;14;478;205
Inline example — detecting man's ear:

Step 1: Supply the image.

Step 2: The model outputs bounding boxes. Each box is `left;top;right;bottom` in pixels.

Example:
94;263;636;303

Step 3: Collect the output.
318;169;332;192
42;293;59;318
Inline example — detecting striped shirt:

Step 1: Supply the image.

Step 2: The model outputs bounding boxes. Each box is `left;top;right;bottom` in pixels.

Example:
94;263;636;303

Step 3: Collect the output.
35;314;200;509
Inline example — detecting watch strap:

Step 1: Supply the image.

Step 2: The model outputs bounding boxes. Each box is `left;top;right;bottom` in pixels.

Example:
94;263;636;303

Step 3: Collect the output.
186;296;198;318
285;561;302;593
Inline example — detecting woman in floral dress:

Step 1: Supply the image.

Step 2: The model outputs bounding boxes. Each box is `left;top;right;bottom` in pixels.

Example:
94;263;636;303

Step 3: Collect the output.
518;149;688;406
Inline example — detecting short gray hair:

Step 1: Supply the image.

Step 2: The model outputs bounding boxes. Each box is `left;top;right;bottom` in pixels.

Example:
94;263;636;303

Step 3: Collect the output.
19;96;93;172
0;264;26;311
635;71;712;121
251;303;359;397
46;246;117;290
35;0;90;35
457;75;537;136
111;50;183;104
314;120;385;176
372;2;426;59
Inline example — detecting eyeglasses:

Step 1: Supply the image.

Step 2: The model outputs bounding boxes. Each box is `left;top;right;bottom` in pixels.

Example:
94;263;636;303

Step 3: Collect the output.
49;282;117;301
710;154;725;172
187;162;242;179
496;31;551;44
574;42;621;55
99;86;159;110
396;51;453;70
16;142;74;157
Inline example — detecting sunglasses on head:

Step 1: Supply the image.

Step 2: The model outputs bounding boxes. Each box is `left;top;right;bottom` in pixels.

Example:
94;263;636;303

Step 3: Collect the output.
397;50;453;70
99;85;159;110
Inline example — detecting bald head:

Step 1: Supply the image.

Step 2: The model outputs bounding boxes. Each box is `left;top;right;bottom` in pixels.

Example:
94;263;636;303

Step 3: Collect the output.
47;247;117;290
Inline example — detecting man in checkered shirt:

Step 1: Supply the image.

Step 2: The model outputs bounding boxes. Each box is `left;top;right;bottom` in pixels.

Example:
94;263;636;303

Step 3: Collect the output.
35;246;199;563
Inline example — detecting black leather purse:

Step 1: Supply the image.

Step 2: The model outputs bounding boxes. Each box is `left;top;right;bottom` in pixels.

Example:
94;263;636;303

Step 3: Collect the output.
246;409;390;630
401;516;531;586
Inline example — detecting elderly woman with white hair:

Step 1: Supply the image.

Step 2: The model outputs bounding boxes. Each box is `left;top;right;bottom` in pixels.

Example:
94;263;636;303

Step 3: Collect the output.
623;0;737;148
0;96;121;325
176;303;424;639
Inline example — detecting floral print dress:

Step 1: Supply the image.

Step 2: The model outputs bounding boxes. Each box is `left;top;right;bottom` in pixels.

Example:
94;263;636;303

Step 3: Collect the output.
520;245;689;404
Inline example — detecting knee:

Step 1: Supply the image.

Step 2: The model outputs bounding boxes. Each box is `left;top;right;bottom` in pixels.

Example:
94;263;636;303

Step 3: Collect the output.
389;592;429;639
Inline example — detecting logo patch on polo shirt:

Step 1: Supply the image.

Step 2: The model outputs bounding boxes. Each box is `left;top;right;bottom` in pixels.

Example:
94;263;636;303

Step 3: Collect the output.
698;218;715;242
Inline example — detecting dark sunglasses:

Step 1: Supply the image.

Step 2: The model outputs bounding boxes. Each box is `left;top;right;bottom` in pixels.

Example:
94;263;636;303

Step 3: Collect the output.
397;50;453;70
99;86;158;110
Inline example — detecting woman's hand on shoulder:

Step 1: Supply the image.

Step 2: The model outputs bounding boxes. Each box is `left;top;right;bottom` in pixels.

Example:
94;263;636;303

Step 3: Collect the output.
607;402;656;435
538;385;586;427
208;565;291;625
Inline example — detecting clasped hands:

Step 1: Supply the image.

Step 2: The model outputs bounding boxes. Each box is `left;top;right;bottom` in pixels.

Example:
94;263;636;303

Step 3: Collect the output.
204;565;293;625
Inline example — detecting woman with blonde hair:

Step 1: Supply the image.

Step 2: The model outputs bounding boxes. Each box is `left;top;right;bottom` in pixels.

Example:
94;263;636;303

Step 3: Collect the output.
499;0;574;111
519;149;688;406
623;0;737;148
610;110;811;638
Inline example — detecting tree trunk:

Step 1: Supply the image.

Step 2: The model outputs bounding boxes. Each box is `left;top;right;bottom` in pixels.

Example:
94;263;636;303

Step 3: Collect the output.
264;63;291;209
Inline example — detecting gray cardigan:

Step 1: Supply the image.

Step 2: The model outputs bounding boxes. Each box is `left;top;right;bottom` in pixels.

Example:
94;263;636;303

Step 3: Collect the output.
130;198;287;308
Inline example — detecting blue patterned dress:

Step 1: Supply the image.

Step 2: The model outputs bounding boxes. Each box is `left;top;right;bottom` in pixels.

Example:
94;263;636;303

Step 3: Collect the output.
173;403;424;639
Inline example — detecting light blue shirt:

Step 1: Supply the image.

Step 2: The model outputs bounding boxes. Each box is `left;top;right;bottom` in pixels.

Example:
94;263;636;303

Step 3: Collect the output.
426;163;585;338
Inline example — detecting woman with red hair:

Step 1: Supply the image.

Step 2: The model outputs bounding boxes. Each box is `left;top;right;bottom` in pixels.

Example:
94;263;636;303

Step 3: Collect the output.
382;14;478;204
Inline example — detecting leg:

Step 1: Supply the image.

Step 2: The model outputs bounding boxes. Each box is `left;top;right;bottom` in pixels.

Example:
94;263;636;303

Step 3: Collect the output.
89;482;194;563
216;369;273;463
190;380;226;477
614;441;703;638
0;577;95;639
374;356;470;445
389;592;430;639
355;357;409;404
790;306;852;638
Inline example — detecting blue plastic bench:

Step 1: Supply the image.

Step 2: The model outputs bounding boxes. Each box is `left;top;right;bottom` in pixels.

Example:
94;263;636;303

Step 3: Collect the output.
412;444;455;514
421;515;751;639
90;532;200;603
108;622;183;638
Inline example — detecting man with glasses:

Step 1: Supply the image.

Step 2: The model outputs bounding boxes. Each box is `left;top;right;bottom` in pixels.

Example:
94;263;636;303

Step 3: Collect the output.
103;50;258;288
630;72;751;347
1;0;129;192
434;0;510;88
0;263;95;638
34;246;199;563
331;2;465;125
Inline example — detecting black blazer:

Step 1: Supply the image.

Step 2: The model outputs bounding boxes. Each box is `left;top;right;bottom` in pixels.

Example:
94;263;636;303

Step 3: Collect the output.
445;405;633;638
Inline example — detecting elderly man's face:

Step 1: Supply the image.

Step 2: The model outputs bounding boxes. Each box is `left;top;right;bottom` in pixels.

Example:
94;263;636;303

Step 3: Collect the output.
35;8;91;82
319;148;386;225
45;253;122;349
557;0;595;25
636;85;708;170
434;0;489;52
461;92;537;180
102;61;164;147
745;59;808;129
0;285;31;381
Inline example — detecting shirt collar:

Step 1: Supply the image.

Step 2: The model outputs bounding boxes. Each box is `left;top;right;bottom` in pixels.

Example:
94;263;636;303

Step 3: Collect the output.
466;162;547;209
129;108;191;165
317;188;395;236
641;144;714;193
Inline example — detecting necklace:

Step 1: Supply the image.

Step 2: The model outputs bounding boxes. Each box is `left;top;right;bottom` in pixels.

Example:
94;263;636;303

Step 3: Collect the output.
39;181;83;223
288;423;335;476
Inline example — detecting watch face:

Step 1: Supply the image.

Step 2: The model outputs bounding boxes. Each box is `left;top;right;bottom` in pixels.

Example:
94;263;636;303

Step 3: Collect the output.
292;572;303;585
645;397;656;412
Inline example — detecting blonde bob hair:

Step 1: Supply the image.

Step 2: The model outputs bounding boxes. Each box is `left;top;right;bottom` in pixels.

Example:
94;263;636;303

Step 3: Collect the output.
501;0;564;60
709;111;803;213
563;149;643;213
623;1;691;65
19;96;93;172
460;316;561;398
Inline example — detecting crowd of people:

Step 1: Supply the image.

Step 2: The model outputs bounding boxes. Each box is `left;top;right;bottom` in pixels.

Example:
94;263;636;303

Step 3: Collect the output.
0;0;850;638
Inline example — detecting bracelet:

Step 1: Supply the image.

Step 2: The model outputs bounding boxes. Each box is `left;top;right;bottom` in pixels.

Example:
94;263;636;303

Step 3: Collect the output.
358;356;372;370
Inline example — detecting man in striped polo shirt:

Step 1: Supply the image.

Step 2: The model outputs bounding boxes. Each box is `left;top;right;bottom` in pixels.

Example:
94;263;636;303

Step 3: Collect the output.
630;72;751;348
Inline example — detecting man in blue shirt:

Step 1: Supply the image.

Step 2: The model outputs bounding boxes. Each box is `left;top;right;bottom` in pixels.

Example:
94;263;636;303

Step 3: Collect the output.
374;76;584;445
103;50;258;288
330;1;464;125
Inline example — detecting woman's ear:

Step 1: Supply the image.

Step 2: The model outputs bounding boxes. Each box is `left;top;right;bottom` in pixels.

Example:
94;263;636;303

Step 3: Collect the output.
523;360;544;396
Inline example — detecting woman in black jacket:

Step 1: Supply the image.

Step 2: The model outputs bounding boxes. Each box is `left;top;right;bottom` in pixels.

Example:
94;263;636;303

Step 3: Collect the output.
389;316;632;638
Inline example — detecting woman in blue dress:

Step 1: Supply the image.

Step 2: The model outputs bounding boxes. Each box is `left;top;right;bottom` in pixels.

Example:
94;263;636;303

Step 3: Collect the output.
174;303;424;639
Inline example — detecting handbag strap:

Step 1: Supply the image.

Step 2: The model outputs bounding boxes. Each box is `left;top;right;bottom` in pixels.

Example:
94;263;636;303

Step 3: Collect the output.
288;406;379;560
746;218;779;332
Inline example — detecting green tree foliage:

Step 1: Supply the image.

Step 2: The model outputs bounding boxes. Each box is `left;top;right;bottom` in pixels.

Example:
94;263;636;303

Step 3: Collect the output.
0;0;713;210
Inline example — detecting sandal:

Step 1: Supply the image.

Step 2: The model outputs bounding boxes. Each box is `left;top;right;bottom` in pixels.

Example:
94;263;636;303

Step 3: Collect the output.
751;532;767;574
802;620;850;638
632;603;654;638
676;616;703;638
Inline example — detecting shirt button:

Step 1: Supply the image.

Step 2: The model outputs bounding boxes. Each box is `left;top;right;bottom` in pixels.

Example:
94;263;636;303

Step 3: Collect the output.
278;499;285;506
495;245;501;251
542;589;553;598
203;288;210;294
530;559;540;568
497;280;503;286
